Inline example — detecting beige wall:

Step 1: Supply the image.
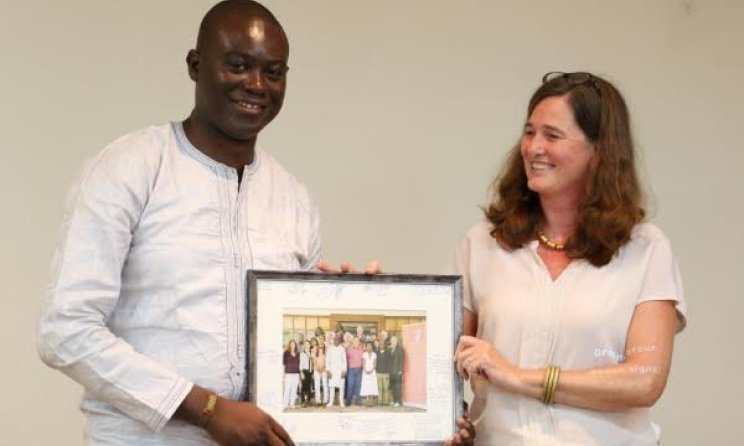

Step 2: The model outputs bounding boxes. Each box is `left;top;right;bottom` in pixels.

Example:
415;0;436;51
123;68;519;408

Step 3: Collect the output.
2;0;741;444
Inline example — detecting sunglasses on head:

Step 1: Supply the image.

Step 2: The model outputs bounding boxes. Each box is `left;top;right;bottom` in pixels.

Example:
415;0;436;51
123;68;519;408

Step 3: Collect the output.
542;71;601;94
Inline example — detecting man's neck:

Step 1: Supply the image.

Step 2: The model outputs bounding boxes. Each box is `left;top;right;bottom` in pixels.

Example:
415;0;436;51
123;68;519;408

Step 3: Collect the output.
182;116;256;169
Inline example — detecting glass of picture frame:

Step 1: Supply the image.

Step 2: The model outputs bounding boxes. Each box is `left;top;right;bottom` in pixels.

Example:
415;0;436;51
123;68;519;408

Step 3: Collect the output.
245;271;464;446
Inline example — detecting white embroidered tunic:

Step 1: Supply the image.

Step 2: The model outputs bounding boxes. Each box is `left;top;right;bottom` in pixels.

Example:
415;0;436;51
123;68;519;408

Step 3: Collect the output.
38;122;321;445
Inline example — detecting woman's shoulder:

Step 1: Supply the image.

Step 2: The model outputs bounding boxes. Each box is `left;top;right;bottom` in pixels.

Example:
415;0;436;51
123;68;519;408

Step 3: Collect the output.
463;218;495;239
630;222;672;247
453;219;499;250
450;218;514;259
615;222;677;263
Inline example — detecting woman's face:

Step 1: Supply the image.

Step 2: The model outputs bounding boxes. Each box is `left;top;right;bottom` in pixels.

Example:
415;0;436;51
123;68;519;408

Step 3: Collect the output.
520;95;596;202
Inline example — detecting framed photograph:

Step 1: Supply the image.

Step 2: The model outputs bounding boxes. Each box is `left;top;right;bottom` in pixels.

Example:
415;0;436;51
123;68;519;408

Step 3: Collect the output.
245;271;463;446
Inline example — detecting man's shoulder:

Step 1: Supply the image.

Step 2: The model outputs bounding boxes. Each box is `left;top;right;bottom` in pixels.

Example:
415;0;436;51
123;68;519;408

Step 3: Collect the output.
100;124;174;158
85;124;173;174
74;124;175;193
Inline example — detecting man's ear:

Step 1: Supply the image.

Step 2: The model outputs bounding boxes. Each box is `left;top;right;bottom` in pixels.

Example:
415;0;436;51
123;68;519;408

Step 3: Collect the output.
186;49;200;82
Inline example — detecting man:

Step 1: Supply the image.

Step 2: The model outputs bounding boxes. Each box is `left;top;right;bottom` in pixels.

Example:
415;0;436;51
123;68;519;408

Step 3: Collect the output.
375;334;392;405
345;336;364;406
325;334;347;408
37;1;314;445
297;332;306;353
379;330;389;347
389;335;405;407
299;340;313;407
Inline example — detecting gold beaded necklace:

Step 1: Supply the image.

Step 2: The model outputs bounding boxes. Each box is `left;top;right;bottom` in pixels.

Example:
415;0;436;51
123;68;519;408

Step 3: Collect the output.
536;230;567;251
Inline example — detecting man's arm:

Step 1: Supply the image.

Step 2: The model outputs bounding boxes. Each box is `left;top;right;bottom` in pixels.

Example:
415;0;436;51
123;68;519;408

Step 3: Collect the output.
37;141;192;431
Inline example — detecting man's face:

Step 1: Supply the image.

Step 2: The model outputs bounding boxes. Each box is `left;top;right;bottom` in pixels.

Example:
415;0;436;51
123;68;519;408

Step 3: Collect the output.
189;15;289;143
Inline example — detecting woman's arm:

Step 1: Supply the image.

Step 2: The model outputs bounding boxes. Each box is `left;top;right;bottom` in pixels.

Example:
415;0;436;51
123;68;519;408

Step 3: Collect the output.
456;300;678;411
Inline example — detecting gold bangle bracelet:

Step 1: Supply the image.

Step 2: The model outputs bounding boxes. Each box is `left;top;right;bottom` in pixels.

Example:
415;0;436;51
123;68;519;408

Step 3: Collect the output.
547;366;558;404
549;367;561;405
540;366;553;403
540;366;560;405
543;366;560;405
541;366;552;403
198;393;218;427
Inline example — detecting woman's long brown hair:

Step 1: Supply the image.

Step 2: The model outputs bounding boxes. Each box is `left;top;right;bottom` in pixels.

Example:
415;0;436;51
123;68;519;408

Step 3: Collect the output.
486;73;645;267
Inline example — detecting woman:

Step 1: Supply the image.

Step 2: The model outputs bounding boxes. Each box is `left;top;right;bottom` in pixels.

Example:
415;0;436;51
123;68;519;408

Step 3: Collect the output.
360;341;379;406
309;337;319;396
312;344;329;406
282;340;300;409
446;72;686;446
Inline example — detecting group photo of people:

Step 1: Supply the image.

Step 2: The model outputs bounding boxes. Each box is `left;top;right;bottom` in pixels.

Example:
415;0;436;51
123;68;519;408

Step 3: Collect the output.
281;312;427;413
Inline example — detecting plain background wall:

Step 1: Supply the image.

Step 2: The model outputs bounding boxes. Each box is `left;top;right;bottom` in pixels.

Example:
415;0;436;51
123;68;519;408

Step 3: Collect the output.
2;0;742;444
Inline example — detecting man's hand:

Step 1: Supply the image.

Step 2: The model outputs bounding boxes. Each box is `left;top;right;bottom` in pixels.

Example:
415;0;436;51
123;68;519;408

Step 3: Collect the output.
207;398;294;446
176;386;294;446
317;260;382;274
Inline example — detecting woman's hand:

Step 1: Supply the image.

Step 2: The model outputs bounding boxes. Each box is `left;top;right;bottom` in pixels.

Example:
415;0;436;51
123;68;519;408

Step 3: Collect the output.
443;413;476;446
455;336;522;393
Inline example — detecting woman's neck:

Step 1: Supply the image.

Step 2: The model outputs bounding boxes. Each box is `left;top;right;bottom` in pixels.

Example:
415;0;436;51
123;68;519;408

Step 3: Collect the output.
539;193;581;240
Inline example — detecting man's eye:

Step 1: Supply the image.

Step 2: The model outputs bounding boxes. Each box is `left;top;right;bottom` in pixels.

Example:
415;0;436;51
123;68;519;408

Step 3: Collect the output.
266;66;287;80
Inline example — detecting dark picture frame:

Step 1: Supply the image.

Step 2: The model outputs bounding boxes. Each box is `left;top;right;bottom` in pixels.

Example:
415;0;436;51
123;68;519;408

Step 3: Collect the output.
245;271;464;446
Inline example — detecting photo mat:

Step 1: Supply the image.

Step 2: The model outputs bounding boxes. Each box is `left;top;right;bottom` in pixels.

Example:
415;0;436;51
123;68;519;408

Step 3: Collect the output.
245;271;463;445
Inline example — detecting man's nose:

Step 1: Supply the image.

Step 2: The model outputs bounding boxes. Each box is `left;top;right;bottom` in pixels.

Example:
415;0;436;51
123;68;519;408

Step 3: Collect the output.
242;69;266;92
